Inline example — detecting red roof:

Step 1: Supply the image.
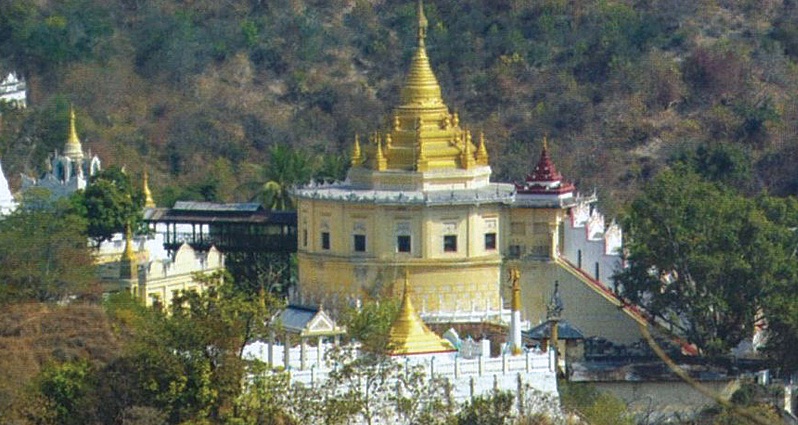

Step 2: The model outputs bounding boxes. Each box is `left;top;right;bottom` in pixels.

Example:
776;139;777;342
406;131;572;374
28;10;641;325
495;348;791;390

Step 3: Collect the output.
516;141;575;195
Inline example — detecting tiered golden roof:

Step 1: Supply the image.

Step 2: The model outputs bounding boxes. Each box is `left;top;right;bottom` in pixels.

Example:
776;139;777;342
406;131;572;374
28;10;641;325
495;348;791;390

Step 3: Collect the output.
386;273;455;356
352;0;489;172
64;106;84;161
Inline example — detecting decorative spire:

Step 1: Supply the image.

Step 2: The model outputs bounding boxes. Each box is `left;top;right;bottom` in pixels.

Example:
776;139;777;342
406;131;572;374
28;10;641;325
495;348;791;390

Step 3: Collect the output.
386;271;455;356
546;281;564;321
510;268;521;312
375;135;387;171
417;0;428;47
399;0;443;107
143;171;156;208
64;105;84;161
516;137;575;196
119;222;137;280
351;134;363;167
529;136;562;182
461;129;475;169
476;131;489;165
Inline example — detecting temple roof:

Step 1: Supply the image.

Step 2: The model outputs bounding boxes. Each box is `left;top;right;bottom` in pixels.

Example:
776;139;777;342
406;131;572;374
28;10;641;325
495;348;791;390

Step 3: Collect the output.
351;0;488;174
386;275;456;356
523;320;586;341
516;139;575;196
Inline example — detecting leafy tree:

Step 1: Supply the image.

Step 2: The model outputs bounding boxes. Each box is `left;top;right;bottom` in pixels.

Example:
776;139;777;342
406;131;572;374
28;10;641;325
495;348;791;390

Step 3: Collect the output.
616;166;795;357
36;359;95;425
74;165;144;247
559;381;633;425
99;272;282;424
242;145;316;210
455;390;515;425
0;191;96;303
339;299;401;354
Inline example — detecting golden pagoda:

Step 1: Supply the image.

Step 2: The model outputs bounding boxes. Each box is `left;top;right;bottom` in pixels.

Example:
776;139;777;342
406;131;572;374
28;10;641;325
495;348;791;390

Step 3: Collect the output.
386;273;455;356
352;0;481;173
293;0;512;316
63;106;84;161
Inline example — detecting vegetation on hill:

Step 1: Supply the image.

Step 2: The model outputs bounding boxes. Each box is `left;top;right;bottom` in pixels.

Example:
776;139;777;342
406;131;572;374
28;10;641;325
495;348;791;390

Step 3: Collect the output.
0;0;797;210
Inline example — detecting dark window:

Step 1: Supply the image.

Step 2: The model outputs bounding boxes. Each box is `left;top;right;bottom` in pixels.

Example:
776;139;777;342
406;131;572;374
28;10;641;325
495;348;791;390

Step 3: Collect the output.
302;229;308;247
485;232;497;250
443;235;457;252
321;232;330;250
354;234;366;252
595;262;600;281
397;235;411;253
577;250;582;268
509;245;521;258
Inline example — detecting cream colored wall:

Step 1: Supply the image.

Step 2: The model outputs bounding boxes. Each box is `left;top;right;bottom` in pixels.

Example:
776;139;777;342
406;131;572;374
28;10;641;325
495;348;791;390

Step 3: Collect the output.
297;198;504;312
506;261;642;345
504;207;566;260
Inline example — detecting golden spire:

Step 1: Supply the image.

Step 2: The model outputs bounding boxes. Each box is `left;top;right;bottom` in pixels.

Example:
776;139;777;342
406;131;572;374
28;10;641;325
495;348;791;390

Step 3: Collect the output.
64;105;84;161
386;271;455;356
143;171;156;208
476;131;489;165
510;268;521;312
119;222;137;280
399;0;443;107
375;135;387;171
461;129;475;169
351;134;363;167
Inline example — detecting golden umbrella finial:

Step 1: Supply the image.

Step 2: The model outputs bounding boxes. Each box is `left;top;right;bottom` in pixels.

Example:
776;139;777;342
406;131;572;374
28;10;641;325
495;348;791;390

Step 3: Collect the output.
417;0;428;47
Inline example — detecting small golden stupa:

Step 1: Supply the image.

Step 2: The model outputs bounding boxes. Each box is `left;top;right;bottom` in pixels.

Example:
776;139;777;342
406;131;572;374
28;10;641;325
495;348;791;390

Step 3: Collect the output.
386;272;456;356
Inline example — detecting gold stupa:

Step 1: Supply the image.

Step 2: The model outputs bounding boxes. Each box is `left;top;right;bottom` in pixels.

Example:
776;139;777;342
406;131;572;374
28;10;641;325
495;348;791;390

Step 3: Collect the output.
352;0;487;172
386;273;456;356
63;106;84;161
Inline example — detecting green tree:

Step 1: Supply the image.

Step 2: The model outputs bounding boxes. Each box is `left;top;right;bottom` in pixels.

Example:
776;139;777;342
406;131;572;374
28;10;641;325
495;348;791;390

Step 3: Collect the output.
74;165;144;247
99;272;282;424
0;191;96;303
455;390;515;425
36;359;94;425
616;166;796;357
241;145;316;211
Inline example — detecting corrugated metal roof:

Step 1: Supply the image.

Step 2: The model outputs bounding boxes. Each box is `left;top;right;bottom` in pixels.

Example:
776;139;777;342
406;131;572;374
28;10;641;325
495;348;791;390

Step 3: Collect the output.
278;306;319;333
524;320;585;340
173;201;263;212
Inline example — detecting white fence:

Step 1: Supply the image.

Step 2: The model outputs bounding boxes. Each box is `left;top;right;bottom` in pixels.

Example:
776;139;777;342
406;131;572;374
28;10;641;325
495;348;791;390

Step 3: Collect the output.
244;341;559;402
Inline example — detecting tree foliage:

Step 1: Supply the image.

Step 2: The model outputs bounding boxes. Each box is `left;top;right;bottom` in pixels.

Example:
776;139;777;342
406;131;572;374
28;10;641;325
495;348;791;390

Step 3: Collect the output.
0;192;96;303
73;165;144;247
617;165;798;360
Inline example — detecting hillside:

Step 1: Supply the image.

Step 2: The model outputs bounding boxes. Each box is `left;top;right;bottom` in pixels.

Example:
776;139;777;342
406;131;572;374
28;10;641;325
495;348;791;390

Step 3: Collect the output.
1;0;797;212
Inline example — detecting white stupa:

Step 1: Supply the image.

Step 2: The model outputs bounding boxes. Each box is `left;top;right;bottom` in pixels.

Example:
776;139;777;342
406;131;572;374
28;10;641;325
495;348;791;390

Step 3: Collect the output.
0;159;17;215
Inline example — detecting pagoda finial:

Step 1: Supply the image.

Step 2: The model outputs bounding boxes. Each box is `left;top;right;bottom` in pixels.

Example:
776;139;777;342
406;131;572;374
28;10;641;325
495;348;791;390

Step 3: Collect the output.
476;131;489;165
143;171;156;208
399;0;442;107
417;0;428;48
119;222;138;280
543;135;549;152
64;105;84;161
375;135;387;171
351;134;363;166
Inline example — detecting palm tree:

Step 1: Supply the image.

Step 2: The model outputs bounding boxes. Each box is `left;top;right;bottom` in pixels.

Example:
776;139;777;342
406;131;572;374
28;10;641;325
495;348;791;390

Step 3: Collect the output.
243;145;316;210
